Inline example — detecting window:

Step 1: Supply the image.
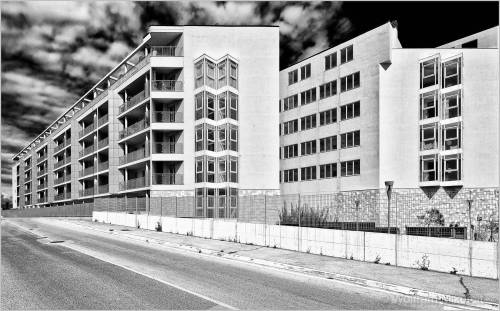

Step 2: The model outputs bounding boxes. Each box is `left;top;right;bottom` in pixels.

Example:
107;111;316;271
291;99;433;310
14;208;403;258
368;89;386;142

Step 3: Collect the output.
218;92;227;119
218;157;227;182
195;157;204;182
319;108;336;126
340;130;360;149
288;69;298;85
206;188;215;217
218;60;227;88
195;125;204;151
420;91;438;120
420;155;438;182
283;168;298;183
300;114;317;131
283;119;299;135
300;63;311;80
325;52;337;70
442;124;461;150
301;166;317;181
442;57;461;88
217;125;226;151
283;94;298;111
340;45;353;64
340;72;360;92
319;80;337;100
340;101;360;121
206;157;215;183
300;87;316;105
217;188;226;217
300;140;316;156
320;163;337;179
195;60;204;88
420;123;438;151
206;125;215;151
319;136;337;152
230;156;238;182
341;159;360;177
283;144;298;158
229;125;238;151
229;61;238;89
229;92;238;120
206;60;215;88
420;58;438;88
462;39;478;48
442;91;461;119
442;154;461;181
206;93;215;120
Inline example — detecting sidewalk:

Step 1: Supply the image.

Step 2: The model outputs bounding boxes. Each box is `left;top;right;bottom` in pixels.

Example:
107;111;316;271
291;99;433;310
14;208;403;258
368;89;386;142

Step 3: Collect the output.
64;218;498;308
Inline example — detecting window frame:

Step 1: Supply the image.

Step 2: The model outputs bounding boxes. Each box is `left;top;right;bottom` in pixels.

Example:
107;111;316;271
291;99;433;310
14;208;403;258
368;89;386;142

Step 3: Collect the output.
340;159;360;177
325;52;337;70
420;123;438;151
442;90;461;119
442;123;461;150
442;154;462;181
420;91;438;120
288;69;298;85
340;45;353;64
442;57;461;88
420;154;438;182
300;63;311;80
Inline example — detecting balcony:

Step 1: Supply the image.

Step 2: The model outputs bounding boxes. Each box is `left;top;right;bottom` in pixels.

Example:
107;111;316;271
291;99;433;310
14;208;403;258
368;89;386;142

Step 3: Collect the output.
38;183;47;190
92;90;108;105
119;90;149;114
152;173;183;185
54;174;71;185
152;142;183;154
79;187;95;197
119;119;149;140
98;184;109;194
24;164;31;171
151;46;183;57
152;80;183;92
37;168;47;177
37;197;47;204
80;166;96;177
37;155;47;164
54;139;70;154
113;55;151;89
98;114;108;127
79;123;96;139
119;148;150;165
120;176;149;191
54;157;71;169
79;144;95;158
98;137;109;149
153;111;183;123
98;161;109;171
54;192;71;201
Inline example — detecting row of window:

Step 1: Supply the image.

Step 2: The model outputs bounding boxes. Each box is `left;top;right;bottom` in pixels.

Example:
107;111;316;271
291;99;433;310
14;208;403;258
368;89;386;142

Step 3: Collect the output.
280;72;360;112
420;90;461;120
420;56;462;89
281;130;360;159
280;101;360;135
195;155;238;183
195;91;238;121
420;153;462;182
195;124;238;152
281;159;360;183
195;187;238;218
195;58;239;90
420;123;461;151
288;45;354;85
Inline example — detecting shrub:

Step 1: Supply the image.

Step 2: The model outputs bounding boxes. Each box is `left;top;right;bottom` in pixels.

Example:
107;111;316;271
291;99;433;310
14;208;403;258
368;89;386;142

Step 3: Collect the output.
422;208;445;227
155;221;162;232
278;202;330;227
416;254;430;270
374;255;381;264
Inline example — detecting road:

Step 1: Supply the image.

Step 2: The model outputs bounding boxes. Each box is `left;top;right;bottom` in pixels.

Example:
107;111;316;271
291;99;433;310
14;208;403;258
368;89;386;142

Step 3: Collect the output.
1;218;469;310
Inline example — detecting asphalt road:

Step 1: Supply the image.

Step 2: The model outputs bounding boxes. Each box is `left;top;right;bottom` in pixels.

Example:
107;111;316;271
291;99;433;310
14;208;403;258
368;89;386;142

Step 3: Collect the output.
1;218;463;310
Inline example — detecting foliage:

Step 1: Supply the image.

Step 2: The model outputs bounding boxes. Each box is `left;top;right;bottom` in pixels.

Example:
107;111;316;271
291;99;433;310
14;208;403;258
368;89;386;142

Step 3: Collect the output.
416;254;430;270
155;221;162;232
422;208;445;227
278;202;330;227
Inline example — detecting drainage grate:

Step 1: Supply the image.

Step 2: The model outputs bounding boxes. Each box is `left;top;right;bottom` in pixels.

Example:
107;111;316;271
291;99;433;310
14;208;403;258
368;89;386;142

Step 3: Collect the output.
49;240;65;244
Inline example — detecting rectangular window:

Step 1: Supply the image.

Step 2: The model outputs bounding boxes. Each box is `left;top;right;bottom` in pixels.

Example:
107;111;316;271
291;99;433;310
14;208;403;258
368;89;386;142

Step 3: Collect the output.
229;61;238;89
319;108;337;126
288;69;298;85
319;163;337;179
229;92;238;120
340;72;360;92
420;154;438;182
206;156;215;183
340;101;360;121
230;156;238;183
319;80;337;100
319;135;337;152
420;91;438;120
300;140;316;156
283;168;298;183
217;60;227;88
218;92;227;119
420;123;438;151
325;52;337;70
284;144;299;158
206;125;215;151
217;125;227;151
442;154;461;181
340;130;360;149
283;94;298;111
206;93;215;120
195;125;204;151
340;45;353;64
442;57;461;88
300;114;317;131
195;60;204;88
195;93;204;120
195;157;204;182
420;57;438;88
341;159;360;177
217;188;226;217
206;60;215;88
442;91;461;119
229;125;238;151
300;63;311;80
301;166;317;181
300;87;317;105
283;119;299;135
218;157;227;182
442;123;461;150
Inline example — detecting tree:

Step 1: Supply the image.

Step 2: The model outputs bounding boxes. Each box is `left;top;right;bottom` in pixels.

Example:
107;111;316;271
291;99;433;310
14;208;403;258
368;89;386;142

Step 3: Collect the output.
1;194;13;210
423;208;445;226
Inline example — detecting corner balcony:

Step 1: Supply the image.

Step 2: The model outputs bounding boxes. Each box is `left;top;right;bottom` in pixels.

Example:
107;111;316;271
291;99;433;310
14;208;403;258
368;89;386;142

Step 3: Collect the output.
79;166;96;178
79;123;96;140
151;80;183;100
119;176;150;191
151;46;183;57
79;144;95;159
54;139;71;154
119;148;150;166
98;184;109;194
37;155;47;164
54;174;71;185
152;173;183;185
98;137;109;150
152;142;183;154
54;157;71;169
112;55;151;90
119;119;150;141
153;111;183;123
37;168;47;177
118;90;149;115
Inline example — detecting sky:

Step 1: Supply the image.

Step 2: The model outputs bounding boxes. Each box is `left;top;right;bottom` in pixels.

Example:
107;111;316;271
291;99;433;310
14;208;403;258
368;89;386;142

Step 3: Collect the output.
1;1;498;196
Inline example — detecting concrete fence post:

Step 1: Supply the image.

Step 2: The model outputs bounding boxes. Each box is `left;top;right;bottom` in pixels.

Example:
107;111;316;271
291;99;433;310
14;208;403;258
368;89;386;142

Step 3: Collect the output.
264;194;267;246
298;194;301;252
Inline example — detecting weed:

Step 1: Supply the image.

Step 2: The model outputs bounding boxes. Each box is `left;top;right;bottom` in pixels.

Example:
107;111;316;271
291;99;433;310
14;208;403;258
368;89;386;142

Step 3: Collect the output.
306;247;311;254
416;254;430;270
450;267;458;275
374;255;381;264
186;231;193;236
349;255;354;260
273;245;277;248
155;221;162;232
385;262;390;266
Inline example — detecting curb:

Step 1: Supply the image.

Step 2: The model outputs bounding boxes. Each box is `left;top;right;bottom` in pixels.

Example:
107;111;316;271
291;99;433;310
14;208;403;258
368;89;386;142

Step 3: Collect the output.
67;220;498;311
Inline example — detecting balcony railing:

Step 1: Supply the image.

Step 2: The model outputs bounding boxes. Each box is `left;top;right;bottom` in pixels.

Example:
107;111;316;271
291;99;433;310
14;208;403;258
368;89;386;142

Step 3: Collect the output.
92;90;108;105
37;197;47;204
37;155;47;164
79;123;96;139
24;164;31;171
54;139;70;153
54;157;70;169
54;192;71;201
119;176;149;191
98;137;109;149
98;161;109;171
151;46;183;57
153;142;183;154
98;114;108;127
420;140;437;151
98;184;109;194
80;166;96;177
152;80;183;92
113;55;151;89
153;111;183;123
119;119;149;140
54;174;71;185
38;183;47;190
152;173;183;185
119;90;148;114
79;187;95;197
37;168;47;176
119;148;150;165
79;144;95;158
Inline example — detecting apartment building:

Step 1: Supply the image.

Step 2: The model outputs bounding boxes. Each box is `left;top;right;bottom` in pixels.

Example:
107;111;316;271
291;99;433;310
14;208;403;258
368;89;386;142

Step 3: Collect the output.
11;26;280;216
279;22;499;196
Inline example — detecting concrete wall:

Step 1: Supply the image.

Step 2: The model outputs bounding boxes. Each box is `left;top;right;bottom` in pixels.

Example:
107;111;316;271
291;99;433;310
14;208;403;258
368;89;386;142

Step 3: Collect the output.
95;211;498;279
